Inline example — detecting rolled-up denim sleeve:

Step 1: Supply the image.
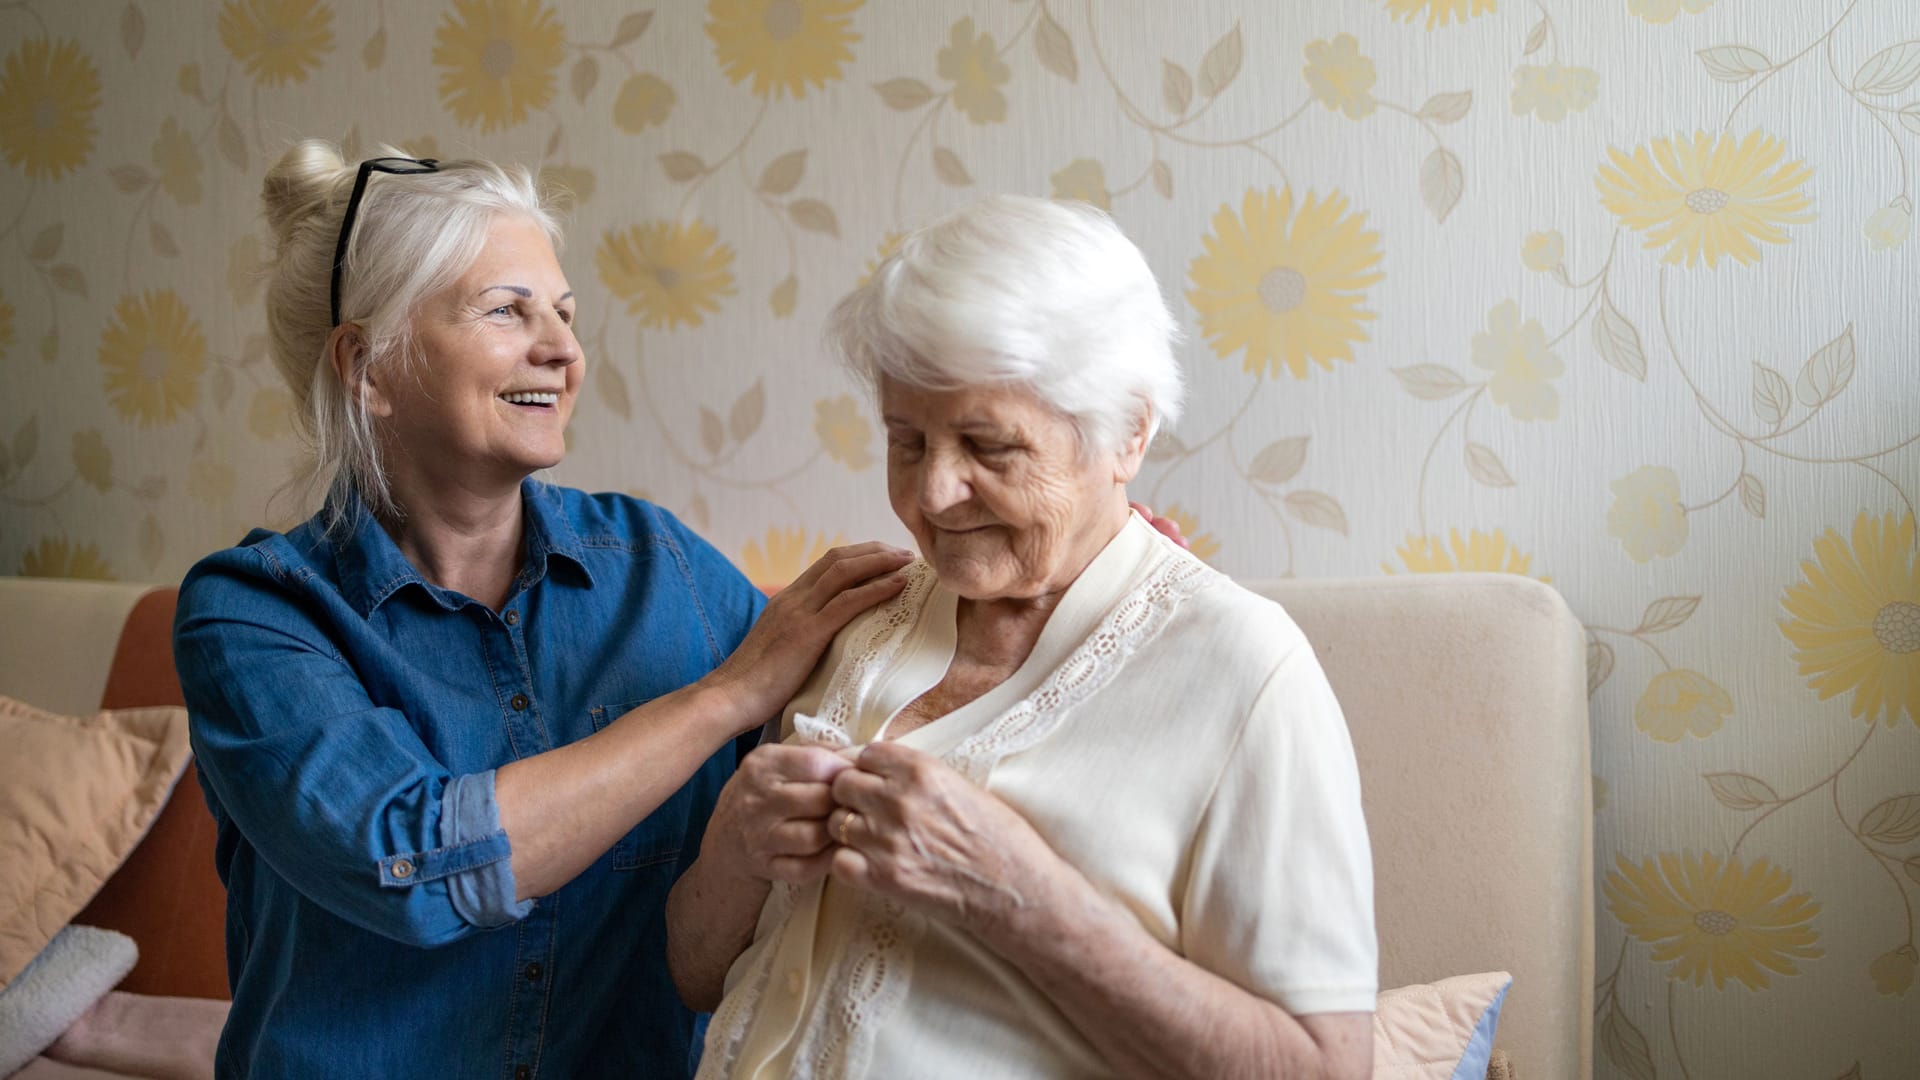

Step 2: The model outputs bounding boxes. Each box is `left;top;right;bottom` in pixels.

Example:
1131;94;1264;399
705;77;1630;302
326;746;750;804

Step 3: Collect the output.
439;770;535;928
175;554;531;948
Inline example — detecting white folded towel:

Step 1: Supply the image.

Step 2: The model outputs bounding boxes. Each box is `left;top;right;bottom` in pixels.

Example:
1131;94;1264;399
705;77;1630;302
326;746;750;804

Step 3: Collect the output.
0;927;137;1076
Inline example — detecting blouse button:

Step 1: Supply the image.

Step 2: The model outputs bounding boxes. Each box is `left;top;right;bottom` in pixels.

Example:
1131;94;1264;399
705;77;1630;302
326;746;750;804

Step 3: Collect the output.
784;968;804;995
504;609;519;626
511;694;529;711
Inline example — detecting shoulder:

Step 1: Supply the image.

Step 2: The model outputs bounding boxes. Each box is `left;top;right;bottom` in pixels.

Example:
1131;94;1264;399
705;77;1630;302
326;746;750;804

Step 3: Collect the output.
177;517;333;616
549;485;764;636
1160;567;1315;674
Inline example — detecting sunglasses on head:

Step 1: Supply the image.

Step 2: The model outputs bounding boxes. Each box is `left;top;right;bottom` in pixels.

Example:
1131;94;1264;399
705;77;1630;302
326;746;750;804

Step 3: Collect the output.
330;156;441;327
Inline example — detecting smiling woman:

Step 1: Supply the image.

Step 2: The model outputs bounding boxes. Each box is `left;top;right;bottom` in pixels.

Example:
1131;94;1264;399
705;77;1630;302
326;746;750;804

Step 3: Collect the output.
170;139;912;1077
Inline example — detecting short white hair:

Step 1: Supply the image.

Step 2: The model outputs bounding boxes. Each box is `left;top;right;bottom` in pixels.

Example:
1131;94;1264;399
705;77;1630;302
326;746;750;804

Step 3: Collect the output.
826;195;1183;455
260;138;564;532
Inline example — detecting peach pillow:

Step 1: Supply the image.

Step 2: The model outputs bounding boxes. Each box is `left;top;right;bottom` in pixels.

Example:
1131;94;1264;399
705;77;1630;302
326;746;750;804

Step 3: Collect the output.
0;696;190;989
1373;971;1513;1079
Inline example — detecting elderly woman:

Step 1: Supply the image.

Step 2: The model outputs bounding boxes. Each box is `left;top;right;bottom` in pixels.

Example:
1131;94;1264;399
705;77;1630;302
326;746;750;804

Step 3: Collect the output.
171;142;911;1077
667;196;1377;1078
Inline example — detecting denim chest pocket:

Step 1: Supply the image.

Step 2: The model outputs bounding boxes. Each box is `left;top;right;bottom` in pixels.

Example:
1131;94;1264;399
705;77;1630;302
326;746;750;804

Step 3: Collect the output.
589;700;688;872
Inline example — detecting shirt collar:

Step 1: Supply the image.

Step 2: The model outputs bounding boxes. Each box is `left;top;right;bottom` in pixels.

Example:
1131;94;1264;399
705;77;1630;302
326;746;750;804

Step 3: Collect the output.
329;479;593;617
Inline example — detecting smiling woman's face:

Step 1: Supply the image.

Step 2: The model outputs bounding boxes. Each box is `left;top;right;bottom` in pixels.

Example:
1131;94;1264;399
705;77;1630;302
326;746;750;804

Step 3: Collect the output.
372;214;582;491
882;376;1139;602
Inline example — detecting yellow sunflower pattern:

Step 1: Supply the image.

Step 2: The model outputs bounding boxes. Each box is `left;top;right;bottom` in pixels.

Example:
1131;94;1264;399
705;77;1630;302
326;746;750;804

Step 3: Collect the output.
19;538;115;580
1778;512;1919;728
596;221;738;330
97;290;207;428
1385;528;1545;579
937;17;1010;125
1605;851;1822;990
433;0;565;132
1596;130;1814;269
218;0;334;86
1186;187;1384;381
0;38;102;179
741;526;843;586
706;0;862;100
1378;0;1497;30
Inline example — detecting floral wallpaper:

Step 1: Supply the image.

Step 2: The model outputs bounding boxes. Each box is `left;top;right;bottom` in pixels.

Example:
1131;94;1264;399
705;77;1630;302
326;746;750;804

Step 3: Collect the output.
1;1;1917;1075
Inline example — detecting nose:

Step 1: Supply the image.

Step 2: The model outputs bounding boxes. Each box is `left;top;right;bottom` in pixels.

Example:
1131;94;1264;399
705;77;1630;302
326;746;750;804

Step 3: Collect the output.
918;446;971;515
534;308;581;368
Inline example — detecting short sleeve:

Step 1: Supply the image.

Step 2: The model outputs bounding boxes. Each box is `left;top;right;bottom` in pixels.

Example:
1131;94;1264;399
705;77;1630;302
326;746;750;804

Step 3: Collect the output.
1178;645;1378;1016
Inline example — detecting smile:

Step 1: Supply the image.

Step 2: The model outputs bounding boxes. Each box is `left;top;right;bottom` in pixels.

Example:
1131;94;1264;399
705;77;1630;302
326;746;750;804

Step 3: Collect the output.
500;391;560;408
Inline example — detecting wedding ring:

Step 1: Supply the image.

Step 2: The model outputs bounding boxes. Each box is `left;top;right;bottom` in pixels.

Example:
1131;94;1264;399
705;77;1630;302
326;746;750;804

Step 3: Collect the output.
837;811;857;846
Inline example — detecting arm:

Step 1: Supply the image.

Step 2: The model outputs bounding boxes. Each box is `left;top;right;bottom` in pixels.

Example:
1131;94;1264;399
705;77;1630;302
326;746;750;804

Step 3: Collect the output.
497;542;909;900
177;543;909;945
826;642;1376;1079
664;743;851;1010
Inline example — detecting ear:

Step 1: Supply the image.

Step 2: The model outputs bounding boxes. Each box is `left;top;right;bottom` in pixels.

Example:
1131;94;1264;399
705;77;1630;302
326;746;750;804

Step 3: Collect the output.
325;324;392;418
1112;401;1152;485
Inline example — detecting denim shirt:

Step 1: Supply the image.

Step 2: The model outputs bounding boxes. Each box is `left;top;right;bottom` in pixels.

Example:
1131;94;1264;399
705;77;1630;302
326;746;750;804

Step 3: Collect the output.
173;481;765;1079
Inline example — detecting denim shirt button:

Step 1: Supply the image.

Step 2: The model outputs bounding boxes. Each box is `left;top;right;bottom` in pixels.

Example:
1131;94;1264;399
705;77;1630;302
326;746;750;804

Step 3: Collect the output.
504;609;519;625
525;961;543;982
511;694;529;711
391;858;414;879
514;1066;531;1080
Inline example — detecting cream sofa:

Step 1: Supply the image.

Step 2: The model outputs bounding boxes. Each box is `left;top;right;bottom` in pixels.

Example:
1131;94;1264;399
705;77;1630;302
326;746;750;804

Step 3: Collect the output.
0;572;1592;1078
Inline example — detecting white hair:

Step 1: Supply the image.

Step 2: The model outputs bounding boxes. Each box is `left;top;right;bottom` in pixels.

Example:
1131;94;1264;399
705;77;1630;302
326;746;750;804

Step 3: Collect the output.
826;195;1184;456
259;138;564;533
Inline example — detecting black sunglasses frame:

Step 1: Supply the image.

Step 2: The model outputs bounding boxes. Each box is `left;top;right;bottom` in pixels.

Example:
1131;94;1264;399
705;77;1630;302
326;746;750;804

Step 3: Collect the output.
330;156;441;327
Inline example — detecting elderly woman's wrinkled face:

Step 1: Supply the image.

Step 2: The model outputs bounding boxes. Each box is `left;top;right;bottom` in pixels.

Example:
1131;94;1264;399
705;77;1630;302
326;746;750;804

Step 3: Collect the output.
371;215;582;489
882;377;1136;602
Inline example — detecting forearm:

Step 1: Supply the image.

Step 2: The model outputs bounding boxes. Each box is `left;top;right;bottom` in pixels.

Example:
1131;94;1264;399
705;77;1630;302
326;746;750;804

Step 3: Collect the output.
983;869;1360;1080
665;852;772;1010
496;680;745;900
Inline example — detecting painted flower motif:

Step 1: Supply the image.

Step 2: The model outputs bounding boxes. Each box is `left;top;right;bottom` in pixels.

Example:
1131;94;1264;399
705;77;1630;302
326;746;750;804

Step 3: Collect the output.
1778;512;1919;728
613;73;676;134
706;0;862;100
538;164;595;208
1865;200;1911;251
1607;466;1688;563
1378;0;1496;29
1470;300;1561;421
1049;159;1110;211
1384;528;1545;579
814;395;872;470
1186;187;1385;381
1522;230;1564;272
189;456;238;505
153;117;202;206
248;387;295;441
1161;505;1221;562
1635;669;1733;742
856;231;905;289
433;0;564;133
1510;64;1597;123
227;235;266;307
1604;851;1821;990
1303;34;1376;119
19;538;115;580
1629;0;1716;24
741;527;843;586
97;290;207;427
71;429;112;492
0;291;14;358
218;0;335;87
937;17;1010;125
1596;130;1814;269
0;38;102;179
596;220;737;330
1871;945;1917;996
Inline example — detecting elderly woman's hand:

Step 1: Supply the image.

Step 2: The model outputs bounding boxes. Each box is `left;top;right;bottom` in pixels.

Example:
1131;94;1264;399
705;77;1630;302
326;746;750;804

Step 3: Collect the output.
709;542;914;726
826;742;1066;936
706;744;854;886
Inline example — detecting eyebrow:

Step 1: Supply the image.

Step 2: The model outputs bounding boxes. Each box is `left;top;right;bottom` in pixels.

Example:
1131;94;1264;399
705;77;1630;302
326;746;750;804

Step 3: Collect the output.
477;286;575;302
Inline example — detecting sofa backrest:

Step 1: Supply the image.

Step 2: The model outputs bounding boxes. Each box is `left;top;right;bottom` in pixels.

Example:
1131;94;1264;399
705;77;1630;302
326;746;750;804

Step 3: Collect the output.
1247;572;1593;1080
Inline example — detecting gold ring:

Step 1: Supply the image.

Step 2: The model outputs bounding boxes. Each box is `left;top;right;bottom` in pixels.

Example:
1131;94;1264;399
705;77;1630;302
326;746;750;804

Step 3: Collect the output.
837;811;856;846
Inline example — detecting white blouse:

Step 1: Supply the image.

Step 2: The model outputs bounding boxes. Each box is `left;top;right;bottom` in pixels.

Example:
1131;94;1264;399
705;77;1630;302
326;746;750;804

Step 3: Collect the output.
699;515;1377;1079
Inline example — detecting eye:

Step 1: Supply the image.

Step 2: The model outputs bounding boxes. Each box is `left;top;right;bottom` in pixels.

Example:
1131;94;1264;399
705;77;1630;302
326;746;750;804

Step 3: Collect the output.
557;306;575;325
967;438;1016;459
487;303;517;318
